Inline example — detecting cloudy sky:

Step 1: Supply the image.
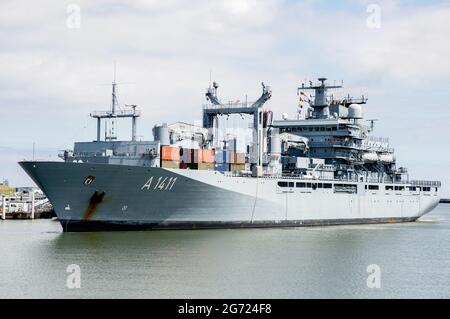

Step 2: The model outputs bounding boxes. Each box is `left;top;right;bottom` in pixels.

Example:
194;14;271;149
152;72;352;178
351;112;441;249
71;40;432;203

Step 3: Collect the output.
0;0;449;196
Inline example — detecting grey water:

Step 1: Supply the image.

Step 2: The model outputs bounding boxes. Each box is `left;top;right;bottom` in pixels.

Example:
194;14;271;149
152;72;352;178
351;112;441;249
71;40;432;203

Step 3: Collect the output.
1;205;449;299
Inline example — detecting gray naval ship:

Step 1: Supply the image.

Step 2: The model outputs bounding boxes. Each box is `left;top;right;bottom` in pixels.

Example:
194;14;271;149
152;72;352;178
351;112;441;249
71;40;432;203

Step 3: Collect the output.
20;77;441;231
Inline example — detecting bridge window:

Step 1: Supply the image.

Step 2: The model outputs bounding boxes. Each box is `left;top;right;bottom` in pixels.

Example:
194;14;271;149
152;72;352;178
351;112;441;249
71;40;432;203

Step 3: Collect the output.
278;181;294;188
323;183;332;189
394;186;405;191
296;182;306;188
368;185;379;190
407;186;417;191
385;185;394;190
423;187;431;192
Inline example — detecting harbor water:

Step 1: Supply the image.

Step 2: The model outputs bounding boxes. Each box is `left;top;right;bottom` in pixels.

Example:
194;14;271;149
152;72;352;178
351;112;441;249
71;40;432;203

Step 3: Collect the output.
0;205;449;299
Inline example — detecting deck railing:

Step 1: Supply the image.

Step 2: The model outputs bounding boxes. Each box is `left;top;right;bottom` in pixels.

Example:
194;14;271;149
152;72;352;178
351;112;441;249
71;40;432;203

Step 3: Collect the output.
410;180;441;187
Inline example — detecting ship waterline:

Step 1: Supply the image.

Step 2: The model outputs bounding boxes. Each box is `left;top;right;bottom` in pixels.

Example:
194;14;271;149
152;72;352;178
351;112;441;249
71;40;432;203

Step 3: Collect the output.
20;161;440;232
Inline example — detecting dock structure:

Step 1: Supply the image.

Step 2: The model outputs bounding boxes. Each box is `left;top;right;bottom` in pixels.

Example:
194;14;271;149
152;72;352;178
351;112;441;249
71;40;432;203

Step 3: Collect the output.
1;191;52;220
1;196;5;220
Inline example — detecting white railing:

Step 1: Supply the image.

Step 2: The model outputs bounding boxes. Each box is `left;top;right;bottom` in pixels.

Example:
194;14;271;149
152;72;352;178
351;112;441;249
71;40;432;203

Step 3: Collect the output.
410;180;441;187
90;109;140;117
367;136;390;144
203;101;256;110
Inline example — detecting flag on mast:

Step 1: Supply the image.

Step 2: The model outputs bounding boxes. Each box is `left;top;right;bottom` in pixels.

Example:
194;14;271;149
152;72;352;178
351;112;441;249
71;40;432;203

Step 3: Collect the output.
298;91;311;108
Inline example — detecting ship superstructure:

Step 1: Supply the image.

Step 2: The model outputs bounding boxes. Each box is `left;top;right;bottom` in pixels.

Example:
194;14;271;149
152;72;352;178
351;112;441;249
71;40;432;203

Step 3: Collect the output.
20;77;441;231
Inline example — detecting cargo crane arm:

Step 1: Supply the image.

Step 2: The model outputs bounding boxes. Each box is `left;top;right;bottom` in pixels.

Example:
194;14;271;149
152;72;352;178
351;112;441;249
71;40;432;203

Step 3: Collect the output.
251;82;272;109
205;82;221;105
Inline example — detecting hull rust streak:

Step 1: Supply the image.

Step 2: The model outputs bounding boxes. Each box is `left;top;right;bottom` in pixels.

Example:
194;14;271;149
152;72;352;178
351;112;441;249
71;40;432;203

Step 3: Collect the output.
83;191;105;220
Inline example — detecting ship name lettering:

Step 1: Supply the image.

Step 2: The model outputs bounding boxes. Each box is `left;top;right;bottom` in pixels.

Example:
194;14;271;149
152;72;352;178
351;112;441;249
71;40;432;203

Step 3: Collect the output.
141;176;177;191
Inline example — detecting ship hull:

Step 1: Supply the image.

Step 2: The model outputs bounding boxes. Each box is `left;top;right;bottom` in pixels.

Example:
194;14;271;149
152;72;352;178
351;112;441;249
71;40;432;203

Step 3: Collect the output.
19;161;440;232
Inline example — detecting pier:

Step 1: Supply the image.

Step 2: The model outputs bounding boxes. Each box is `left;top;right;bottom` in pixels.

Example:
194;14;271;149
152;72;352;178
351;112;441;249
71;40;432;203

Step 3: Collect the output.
0;186;54;220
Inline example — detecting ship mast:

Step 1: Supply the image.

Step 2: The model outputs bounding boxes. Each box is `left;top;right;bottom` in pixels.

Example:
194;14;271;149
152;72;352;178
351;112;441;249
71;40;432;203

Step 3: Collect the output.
298;77;342;119
110;65;118;140
90;66;141;142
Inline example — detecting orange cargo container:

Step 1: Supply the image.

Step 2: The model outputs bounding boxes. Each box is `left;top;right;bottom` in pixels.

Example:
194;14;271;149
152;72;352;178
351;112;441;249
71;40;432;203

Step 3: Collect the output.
228;151;236;164
161;146;180;161
201;149;214;163
191;149;214;163
235;152;245;164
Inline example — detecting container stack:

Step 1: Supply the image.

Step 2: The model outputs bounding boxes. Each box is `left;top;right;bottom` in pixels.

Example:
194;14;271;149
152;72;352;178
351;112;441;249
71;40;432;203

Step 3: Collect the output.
197;149;215;170
214;150;229;172
213;150;246;172
162;145;246;172
160;146;180;168
178;148;215;170
230;152;245;172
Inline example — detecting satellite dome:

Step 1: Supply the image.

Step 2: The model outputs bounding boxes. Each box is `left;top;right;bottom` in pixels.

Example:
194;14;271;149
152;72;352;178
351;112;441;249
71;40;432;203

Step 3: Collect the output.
348;104;363;119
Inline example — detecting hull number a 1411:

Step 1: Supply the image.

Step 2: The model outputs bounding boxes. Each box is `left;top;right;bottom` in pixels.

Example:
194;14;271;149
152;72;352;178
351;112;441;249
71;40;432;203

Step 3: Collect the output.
141;176;177;191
